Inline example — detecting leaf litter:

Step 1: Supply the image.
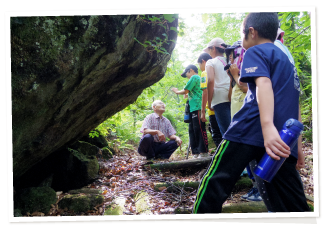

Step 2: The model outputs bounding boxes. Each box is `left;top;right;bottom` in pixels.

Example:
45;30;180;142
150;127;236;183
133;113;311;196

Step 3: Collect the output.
40;142;314;216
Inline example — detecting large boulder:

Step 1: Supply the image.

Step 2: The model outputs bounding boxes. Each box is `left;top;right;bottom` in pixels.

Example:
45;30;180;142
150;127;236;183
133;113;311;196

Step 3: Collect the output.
11;15;178;186
15;187;57;215
58;188;104;213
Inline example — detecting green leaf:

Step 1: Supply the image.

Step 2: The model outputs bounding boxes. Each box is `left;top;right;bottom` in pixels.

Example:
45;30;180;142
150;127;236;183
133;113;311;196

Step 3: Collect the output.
163;14;176;23
151;16;160;22
170;27;177;32
202;13;209;24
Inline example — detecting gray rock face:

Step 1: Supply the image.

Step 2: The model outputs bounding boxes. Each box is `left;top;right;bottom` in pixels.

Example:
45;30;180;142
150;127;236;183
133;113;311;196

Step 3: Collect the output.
11;15;178;183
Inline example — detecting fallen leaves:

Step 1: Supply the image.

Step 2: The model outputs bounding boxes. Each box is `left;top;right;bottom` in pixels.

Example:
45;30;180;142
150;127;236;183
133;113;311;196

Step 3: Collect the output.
26;142;314;217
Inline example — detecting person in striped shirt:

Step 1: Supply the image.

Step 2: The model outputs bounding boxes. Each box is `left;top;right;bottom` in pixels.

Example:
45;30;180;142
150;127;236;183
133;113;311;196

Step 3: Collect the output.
138;100;182;160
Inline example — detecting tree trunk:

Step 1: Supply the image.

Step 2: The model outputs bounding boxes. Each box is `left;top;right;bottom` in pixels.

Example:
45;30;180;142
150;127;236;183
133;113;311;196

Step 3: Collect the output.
145;157;212;170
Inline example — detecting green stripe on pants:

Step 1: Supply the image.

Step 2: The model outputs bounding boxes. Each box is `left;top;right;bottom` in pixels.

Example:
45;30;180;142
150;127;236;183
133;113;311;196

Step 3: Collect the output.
193;140;230;213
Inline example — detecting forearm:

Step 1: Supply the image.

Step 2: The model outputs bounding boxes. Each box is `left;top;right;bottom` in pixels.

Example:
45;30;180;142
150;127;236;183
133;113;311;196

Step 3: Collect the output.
201;89;207;112
255;77;291;159
207;78;214;107
207;66;215;106
169;134;179;141
143;128;158;135
298;105;304;158
175;89;189;95
228;83;232;102
255;77;274;128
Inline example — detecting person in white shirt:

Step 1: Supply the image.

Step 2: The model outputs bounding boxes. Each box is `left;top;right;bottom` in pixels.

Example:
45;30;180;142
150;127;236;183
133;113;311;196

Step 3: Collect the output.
203;38;231;136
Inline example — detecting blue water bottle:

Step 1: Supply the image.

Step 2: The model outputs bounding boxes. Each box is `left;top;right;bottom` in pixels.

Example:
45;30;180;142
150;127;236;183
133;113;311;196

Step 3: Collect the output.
184;100;190;123
254;118;303;182
256;223;276;232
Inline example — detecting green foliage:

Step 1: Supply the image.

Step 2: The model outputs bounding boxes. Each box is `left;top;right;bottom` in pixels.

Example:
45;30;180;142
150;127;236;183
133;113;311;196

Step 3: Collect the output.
92;11;313;154
278;12;312;142
91;51;190;154
196;13;247;51
134;14;178;55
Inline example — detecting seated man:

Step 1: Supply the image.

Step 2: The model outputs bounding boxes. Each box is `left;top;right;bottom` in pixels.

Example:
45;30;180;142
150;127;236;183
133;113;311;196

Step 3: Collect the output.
138;100;182;159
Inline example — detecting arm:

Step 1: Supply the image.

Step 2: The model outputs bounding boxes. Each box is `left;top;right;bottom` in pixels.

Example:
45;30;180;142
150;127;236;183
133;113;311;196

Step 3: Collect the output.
201;89;208;122
229;64;248;93
169;134;182;146
255;77;290;160
206;65;215;110
228;79;232;102
143;128;166;142
171;87;189;95
296;105;305;170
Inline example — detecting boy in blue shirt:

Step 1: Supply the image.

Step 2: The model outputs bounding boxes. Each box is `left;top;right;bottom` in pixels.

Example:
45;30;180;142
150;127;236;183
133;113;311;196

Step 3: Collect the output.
193;13;309;213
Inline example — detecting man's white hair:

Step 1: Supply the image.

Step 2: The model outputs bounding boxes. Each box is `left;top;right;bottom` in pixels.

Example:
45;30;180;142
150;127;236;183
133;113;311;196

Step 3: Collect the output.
152;100;165;109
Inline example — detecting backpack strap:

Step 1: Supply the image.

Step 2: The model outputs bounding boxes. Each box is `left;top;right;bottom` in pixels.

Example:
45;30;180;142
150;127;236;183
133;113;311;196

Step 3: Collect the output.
217;57;227;66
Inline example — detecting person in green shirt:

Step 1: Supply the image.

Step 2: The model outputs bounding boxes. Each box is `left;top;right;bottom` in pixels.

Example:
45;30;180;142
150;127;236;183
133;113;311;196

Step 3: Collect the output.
171;64;209;158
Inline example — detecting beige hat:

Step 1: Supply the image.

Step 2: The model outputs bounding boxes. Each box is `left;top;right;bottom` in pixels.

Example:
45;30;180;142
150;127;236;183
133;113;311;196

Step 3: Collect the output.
203;38;225;52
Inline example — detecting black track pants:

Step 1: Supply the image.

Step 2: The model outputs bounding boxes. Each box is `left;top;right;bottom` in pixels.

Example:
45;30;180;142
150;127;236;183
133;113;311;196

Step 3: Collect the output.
189;110;208;154
193;140;310;213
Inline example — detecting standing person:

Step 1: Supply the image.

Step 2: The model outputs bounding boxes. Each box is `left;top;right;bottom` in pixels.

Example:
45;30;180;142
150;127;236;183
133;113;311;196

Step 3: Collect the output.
225;41;248;119
193;13;309;213
171;65;209;158
198;52;222;147
138;100;182;160
204;38;231;136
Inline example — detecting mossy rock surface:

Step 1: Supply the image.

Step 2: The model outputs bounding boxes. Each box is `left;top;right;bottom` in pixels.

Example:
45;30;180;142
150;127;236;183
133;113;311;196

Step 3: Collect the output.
231;176;253;192
86;156;99;180
134;191;152;214
14;209;23;217
101;147;113;159
12;15;178;186
104;197;126;215
58;193;104;213
68;147;100;181
16;187;57;215
69;188;102;194
71;141;100;158
81;130;109;148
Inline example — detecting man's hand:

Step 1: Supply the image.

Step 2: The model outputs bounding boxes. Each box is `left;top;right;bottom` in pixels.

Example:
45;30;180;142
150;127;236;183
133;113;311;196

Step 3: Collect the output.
262;123;290;160
156;130;166;142
175;136;182;146
201;111;207;122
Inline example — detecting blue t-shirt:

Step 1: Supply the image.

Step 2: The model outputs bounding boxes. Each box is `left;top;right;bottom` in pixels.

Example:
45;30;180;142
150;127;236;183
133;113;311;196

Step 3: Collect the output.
223;43;300;158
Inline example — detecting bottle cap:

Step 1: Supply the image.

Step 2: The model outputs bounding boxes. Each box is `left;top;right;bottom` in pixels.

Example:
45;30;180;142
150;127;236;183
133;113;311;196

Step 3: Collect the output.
284;118;304;134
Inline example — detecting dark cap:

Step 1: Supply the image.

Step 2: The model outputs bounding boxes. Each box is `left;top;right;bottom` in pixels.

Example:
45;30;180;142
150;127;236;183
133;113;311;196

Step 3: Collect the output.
181;64;198;78
224;40;242;55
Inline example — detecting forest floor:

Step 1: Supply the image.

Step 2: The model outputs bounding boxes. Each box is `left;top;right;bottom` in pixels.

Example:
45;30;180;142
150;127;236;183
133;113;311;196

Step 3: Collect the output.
45;142;314;216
